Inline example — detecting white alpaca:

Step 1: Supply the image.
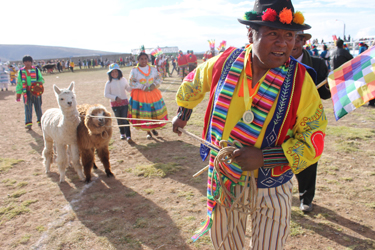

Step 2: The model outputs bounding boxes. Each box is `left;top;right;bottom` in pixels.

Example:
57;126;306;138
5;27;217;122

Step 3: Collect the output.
41;82;85;182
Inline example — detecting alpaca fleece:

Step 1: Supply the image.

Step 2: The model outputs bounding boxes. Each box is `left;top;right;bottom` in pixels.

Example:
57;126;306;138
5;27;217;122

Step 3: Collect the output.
77;104;113;183
41;82;85;182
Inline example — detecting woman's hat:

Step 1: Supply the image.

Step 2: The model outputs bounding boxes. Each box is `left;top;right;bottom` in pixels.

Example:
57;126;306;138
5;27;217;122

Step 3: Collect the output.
107;63;121;74
238;0;311;31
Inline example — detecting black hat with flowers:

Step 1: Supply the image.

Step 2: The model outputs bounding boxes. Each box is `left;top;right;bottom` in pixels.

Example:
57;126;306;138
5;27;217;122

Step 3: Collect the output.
238;0;311;31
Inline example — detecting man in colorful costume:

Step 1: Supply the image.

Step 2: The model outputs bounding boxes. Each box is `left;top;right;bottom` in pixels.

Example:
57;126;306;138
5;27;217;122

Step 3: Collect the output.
16;55;44;130
172;0;327;249
291;31;331;213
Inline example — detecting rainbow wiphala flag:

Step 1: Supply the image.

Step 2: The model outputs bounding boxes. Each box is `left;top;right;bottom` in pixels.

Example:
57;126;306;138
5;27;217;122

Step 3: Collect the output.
328;46;375;120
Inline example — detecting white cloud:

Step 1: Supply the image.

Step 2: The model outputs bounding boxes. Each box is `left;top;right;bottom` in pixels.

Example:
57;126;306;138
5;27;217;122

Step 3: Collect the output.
295;0;375;9
0;0;374;53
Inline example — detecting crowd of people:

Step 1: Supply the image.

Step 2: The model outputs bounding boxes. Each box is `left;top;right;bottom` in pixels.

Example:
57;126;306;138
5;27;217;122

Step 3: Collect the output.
149;50;198;80
3;56;140;77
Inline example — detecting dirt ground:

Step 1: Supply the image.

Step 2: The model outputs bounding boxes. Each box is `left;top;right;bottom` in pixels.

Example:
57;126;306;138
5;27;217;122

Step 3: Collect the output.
0;65;374;250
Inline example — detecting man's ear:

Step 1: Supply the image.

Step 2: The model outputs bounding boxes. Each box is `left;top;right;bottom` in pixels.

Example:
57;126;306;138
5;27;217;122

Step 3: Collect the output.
247;28;254;44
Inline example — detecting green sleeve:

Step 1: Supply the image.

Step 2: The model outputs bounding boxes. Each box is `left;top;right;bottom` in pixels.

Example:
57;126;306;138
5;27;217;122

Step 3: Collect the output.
16;70;23;94
37;68;44;83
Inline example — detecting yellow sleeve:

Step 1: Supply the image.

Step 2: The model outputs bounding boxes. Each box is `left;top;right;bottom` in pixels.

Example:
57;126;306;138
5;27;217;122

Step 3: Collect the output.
281;70;328;174
175;56;220;109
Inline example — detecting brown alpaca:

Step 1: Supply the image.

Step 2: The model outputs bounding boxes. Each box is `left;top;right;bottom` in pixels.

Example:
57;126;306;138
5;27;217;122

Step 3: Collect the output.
77;104;113;183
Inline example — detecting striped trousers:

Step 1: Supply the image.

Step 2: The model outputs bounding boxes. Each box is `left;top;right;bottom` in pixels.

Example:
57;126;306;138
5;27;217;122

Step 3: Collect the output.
210;179;293;250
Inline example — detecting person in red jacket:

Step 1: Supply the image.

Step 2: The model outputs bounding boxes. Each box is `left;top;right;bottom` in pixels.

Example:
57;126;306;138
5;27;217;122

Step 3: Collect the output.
177;50;188;80
187;50;198;73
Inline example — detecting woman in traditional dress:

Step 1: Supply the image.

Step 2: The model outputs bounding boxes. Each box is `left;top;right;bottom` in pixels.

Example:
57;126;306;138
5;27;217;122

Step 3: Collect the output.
156;54;166;79
128;52;168;139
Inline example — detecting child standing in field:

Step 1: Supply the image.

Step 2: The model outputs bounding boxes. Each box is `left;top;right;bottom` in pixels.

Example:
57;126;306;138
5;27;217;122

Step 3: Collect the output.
16;55;44;130
8;64;18;86
104;63;133;143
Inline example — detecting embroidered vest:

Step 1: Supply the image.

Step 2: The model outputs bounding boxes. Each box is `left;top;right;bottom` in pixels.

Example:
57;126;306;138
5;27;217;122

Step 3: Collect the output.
20;67;38;104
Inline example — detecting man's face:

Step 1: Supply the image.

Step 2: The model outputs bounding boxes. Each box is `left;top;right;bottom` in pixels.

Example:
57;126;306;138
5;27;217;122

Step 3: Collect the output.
291;35;306;59
23;61;32;68
252;26;295;70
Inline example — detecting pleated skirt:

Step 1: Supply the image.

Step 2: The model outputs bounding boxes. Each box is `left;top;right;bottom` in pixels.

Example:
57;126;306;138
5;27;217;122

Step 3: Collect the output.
128;88;168;130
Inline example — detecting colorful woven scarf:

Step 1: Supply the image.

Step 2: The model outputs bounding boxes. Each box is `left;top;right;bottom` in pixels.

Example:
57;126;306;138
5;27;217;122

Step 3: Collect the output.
20;67;37;104
192;48;293;241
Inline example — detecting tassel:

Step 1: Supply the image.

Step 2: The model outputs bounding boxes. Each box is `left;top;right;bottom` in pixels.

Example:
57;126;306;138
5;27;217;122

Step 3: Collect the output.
191;217;213;242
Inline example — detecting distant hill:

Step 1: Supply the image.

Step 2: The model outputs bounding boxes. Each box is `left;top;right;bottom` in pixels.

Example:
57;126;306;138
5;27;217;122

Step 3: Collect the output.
0;44;121;62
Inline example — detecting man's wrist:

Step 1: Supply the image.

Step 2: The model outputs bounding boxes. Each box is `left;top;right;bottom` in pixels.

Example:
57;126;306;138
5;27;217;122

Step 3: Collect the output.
261;146;289;168
177;106;193;121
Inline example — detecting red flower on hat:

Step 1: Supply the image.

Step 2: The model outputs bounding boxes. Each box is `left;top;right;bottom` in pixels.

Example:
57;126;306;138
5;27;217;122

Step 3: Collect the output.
262;8;277;22
279;7;293;24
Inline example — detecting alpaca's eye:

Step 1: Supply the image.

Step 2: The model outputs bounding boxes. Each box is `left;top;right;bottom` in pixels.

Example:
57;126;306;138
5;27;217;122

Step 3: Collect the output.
60;98;64;101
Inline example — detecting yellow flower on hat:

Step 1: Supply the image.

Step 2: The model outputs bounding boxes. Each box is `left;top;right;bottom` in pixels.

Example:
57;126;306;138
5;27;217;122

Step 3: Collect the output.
293;11;305;25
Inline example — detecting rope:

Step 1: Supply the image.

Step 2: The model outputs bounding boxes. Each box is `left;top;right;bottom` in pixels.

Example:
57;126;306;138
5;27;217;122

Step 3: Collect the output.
211;141;257;250
178;128;257;249
87;115;166;123
115;121;171;128
177;127;220;152
85;115;171;128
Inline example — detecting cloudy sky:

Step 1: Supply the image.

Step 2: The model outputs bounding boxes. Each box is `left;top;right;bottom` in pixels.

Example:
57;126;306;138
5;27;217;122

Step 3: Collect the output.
1;0;374;53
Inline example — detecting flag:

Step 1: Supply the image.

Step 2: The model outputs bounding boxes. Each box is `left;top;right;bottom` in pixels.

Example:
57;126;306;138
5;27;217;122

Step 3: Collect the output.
151;48;162;57
327;45;375;120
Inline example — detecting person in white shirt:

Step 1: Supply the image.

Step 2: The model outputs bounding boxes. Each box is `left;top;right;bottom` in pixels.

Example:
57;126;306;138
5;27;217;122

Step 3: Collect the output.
104;63;133;142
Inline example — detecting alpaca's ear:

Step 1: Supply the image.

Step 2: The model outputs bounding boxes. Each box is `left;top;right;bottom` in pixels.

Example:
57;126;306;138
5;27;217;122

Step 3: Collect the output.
53;84;61;95
68;81;75;91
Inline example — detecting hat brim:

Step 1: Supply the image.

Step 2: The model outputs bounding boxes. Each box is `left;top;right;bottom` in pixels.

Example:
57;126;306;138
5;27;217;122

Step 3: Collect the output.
107;68;122;74
301;33;312;40
238;18;311;31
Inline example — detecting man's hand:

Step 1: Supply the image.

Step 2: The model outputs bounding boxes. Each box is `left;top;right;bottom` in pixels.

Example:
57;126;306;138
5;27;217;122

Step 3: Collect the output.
232;147;264;171
172;116;187;136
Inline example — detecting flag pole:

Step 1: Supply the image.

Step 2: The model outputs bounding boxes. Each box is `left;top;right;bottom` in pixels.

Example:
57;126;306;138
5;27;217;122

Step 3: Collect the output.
316;79;328;89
